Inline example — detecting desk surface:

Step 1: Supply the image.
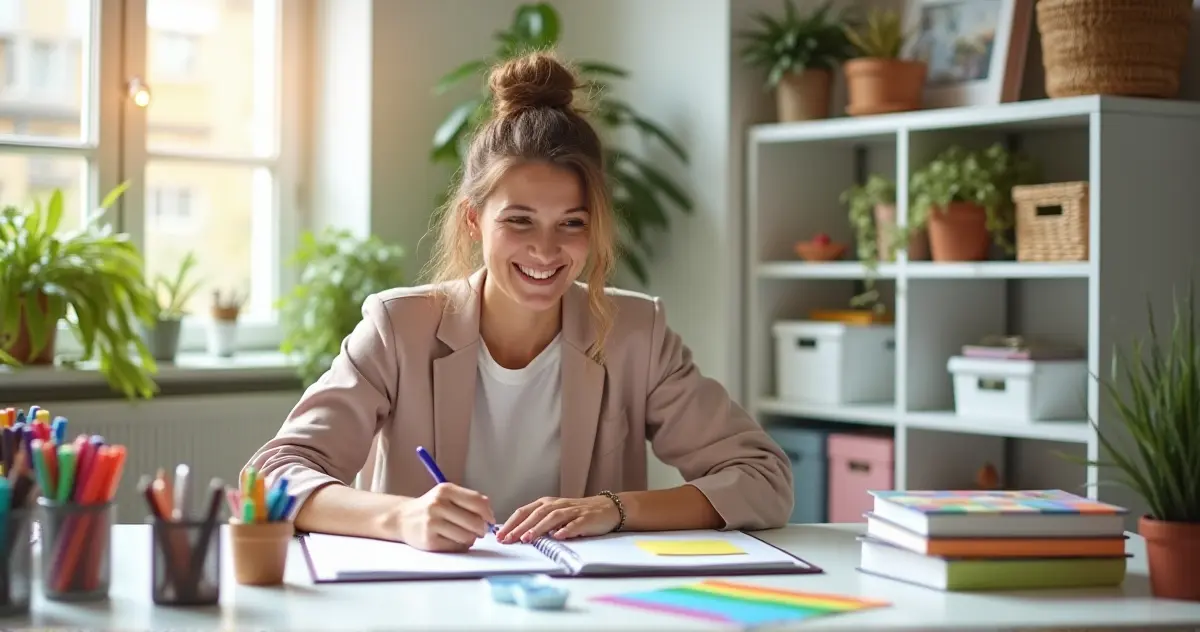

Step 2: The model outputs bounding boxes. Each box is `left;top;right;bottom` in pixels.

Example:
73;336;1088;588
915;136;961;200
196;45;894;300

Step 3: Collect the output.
3;523;1200;630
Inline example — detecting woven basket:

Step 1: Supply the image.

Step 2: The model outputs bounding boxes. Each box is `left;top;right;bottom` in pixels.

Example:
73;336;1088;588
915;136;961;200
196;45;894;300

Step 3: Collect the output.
1013;182;1089;262
1036;0;1192;98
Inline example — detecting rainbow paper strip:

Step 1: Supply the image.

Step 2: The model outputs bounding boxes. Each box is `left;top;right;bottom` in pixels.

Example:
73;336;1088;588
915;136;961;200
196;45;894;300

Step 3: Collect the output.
592;580;889;627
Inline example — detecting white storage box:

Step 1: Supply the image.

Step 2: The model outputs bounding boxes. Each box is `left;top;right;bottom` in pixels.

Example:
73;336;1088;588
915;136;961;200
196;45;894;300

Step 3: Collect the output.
772;321;895;405
947;356;1087;421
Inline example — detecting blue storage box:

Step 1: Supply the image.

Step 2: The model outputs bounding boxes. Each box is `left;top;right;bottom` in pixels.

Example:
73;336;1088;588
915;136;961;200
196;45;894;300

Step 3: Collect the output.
765;425;828;524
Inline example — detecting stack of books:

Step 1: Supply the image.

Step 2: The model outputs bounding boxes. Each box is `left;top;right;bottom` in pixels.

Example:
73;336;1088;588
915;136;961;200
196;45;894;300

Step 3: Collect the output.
857;489;1130;591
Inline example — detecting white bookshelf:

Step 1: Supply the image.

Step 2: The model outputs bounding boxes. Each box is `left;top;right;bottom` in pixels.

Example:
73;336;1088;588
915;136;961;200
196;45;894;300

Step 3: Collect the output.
743;95;1200;525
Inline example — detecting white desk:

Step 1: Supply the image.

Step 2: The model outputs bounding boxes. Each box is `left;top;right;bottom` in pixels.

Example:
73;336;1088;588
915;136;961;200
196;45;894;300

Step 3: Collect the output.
3;523;1200;630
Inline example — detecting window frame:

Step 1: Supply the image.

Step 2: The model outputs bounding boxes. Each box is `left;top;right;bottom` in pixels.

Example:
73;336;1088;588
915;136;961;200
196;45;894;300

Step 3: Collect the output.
41;0;310;358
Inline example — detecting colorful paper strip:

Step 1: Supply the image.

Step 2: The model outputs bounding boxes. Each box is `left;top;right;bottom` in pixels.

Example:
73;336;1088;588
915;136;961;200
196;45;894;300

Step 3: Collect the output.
593;580;888;627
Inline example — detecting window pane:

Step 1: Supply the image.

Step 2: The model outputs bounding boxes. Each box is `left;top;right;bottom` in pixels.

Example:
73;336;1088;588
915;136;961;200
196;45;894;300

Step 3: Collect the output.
0;152;86;232
143;160;274;320
0;0;92;143
146;0;278;156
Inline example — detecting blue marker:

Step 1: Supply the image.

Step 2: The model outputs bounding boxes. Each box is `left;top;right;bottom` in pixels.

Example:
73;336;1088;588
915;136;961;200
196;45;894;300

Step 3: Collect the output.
415;446;496;534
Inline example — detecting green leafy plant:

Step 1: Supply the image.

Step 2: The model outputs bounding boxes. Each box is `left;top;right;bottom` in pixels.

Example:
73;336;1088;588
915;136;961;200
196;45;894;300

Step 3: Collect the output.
843;8;908;59
430;2;692;285
151;251;203;320
0;183;159;399
1072;285;1200;522
277;228;407;386
908;143;1039;251
738;0;856;88
839;175;898;312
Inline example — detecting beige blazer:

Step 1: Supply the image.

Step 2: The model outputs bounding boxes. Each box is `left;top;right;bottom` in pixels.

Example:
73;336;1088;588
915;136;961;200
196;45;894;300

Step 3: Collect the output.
247;270;795;530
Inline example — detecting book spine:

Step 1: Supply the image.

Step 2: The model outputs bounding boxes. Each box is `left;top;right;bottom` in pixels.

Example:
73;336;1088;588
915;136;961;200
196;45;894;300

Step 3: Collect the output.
532;536;583;573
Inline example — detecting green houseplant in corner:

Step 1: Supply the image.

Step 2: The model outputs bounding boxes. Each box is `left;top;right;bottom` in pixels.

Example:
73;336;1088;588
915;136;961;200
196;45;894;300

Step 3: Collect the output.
430;2;693;286
0;184;159;399
143;250;203;363
1080;285;1200;601
739;0;856;122
277;228;407;386
907;143;1039;262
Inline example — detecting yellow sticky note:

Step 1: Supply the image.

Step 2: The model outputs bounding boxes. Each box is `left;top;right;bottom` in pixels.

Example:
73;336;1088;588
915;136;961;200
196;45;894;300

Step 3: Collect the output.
635;539;746;556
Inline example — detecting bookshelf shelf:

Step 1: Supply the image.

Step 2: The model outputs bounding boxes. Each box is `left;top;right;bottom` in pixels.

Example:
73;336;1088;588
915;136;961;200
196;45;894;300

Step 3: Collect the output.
742;96;1200;524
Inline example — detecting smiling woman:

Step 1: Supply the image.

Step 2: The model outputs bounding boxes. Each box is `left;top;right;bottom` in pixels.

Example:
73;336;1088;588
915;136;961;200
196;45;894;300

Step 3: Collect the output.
244;51;795;553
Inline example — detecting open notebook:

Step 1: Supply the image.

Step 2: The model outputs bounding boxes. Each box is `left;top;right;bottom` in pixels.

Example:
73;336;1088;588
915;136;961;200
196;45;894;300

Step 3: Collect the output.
299;529;822;582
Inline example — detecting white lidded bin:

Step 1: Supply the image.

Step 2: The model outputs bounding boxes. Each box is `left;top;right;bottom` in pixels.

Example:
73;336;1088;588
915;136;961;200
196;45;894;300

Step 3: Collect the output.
772;321;895;405
947;356;1087;421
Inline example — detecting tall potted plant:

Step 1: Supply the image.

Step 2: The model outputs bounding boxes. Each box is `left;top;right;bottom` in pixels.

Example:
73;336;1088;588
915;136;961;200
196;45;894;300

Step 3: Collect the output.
842;8;927;116
430;2;692;286
908;143;1039;262
277;228;407;386
739;0;855;122
1082;286;1200;600
144;251;203;363
0;184;159;400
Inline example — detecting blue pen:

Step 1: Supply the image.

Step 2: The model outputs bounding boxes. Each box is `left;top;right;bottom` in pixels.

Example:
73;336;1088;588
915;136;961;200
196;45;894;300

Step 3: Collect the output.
415;446;496;534
51;417;67;444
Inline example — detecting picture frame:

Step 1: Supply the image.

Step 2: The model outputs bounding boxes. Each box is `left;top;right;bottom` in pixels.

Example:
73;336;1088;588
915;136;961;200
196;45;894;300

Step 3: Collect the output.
902;0;1033;108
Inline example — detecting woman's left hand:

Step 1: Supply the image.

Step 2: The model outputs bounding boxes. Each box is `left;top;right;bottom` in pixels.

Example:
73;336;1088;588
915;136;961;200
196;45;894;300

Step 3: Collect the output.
496;495;621;544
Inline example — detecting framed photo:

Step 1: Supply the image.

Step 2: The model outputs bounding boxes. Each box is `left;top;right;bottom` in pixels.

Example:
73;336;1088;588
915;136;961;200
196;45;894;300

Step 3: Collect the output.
903;0;1033;108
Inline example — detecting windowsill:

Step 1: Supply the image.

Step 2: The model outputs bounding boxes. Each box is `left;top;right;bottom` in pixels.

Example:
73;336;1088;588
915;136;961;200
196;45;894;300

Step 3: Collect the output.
0;350;306;401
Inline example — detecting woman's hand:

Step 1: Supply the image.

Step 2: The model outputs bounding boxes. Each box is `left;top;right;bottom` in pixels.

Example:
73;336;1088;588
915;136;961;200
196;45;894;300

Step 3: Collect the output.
496;495;620;544
392;483;496;552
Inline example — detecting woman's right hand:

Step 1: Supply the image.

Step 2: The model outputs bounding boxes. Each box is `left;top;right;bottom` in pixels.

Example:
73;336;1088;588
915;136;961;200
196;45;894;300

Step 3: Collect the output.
394;483;496;552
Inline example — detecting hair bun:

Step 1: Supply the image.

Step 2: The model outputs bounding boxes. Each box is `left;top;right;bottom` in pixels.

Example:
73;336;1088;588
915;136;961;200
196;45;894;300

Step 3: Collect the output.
489;52;579;117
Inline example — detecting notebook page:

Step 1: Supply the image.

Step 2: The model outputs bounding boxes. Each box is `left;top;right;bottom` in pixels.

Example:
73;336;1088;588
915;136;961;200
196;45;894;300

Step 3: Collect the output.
558;530;810;573
304;532;563;581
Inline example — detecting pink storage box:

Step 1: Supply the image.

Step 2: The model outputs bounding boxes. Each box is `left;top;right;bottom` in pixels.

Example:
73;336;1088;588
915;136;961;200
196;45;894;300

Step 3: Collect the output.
826;433;894;523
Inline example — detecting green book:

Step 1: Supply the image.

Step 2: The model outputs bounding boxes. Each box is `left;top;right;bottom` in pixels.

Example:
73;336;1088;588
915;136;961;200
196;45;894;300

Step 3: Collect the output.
857;536;1127;591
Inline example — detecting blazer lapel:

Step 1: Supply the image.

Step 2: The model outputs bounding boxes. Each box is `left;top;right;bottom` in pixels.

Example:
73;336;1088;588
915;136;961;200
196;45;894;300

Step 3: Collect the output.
431;270;485;486
559;283;605;499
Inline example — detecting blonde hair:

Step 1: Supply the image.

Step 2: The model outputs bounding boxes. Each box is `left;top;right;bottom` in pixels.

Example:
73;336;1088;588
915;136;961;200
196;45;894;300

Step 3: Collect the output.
423;51;616;363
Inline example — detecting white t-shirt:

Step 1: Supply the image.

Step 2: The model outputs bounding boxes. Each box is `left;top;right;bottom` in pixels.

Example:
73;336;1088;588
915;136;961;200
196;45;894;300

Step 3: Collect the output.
462;334;563;523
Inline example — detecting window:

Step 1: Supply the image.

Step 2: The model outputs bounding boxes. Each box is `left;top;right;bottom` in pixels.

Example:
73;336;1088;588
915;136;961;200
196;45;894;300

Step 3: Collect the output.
0;0;307;356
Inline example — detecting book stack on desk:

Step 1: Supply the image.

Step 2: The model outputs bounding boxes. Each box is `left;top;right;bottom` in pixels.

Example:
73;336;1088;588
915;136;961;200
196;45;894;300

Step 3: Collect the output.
856;489;1130;591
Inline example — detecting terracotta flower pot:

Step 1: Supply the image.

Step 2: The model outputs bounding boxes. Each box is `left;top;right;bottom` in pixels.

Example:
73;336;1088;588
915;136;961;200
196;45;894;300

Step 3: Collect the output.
1140;515;1200;601
845;58;927;116
927;202;990;262
1;293;57;365
776;69;832;122
874;204;931;262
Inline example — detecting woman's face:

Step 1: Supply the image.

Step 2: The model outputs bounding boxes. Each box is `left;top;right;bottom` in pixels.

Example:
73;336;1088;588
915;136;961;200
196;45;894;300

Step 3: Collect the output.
470;161;591;314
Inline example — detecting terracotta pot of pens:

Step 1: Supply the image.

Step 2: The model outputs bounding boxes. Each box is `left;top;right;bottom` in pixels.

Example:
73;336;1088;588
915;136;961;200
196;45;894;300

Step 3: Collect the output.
228;467;294;586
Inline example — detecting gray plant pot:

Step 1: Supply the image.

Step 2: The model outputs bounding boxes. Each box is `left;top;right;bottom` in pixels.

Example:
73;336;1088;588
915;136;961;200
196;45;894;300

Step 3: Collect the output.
142;318;183;363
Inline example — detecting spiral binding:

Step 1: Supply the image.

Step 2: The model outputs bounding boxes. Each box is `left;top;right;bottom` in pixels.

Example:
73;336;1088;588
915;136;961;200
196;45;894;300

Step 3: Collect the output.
532;535;582;570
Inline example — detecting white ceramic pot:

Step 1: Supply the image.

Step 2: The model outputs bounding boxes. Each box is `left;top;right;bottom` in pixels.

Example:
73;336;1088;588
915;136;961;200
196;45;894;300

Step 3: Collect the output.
208;320;238;358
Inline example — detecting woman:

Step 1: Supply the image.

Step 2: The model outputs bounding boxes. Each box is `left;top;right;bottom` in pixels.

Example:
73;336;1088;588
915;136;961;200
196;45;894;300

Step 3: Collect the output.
246;51;794;553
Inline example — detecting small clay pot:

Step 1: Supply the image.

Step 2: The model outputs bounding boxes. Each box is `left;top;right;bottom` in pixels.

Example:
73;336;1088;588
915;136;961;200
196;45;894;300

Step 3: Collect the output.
776;69;832;122
229;520;293;586
927;202;990;262
845;58;927;116
1140;515;1200;601
874;204;930;262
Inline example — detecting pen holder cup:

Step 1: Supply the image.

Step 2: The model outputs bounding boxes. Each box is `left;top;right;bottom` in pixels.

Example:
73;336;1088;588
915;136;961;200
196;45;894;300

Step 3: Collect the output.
36;499;115;602
229;520;292;586
150;518;221;606
0;509;34;616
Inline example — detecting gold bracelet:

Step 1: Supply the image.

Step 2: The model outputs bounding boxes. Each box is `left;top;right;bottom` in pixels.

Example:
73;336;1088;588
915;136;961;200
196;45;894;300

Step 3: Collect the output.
598;490;626;532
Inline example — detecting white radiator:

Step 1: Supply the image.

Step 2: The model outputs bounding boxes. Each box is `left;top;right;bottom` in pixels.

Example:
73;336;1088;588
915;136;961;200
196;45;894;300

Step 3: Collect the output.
16;392;303;524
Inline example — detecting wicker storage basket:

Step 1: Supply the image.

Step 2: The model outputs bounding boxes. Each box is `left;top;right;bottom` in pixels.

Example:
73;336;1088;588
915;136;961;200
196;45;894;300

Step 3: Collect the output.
1013;182;1089;262
1036;0;1192;98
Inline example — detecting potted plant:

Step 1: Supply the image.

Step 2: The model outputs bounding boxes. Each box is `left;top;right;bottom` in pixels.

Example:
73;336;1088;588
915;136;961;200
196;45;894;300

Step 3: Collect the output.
1080;285;1200;600
430;2;692;286
143;251;203;363
842;8;927;116
908;143;1039;262
0;184;159;400
208;288;246;358
739;0;856;122
840;174;930;270
277;228;407;386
